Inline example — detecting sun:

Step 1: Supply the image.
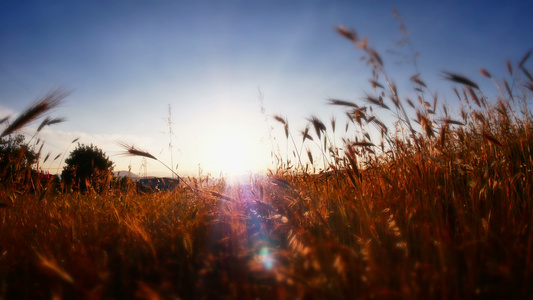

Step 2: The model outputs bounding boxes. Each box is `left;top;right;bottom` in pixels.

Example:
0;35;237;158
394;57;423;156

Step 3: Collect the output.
192;111;261;179
189;104;272;179
209;133;251;178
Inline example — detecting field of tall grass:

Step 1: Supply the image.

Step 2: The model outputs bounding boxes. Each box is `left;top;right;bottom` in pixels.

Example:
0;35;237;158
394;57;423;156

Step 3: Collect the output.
1;21;532;299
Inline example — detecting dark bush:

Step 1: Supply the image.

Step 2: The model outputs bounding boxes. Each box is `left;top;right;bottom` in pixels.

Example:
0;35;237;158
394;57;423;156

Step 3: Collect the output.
61;143;114;193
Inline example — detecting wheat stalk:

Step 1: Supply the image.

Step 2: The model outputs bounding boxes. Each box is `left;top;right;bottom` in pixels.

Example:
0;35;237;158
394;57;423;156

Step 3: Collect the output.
1;89;69;138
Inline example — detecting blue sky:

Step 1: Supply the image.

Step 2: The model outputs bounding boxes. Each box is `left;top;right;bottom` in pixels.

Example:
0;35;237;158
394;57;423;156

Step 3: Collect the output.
1;1;532;177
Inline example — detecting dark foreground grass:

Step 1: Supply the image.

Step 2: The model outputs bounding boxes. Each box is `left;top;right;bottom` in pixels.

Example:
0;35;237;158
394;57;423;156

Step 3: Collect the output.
1;142;531;299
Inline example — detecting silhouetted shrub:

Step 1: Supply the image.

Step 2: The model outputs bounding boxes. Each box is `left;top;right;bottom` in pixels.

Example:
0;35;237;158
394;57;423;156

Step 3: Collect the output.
61;143;114;193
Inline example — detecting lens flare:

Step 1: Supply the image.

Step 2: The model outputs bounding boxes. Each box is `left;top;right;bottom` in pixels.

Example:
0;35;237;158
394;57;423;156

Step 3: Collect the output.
259;247;274;270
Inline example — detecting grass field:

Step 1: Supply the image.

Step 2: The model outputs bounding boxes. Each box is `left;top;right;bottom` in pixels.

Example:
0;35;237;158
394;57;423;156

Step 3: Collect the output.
1;27;532;299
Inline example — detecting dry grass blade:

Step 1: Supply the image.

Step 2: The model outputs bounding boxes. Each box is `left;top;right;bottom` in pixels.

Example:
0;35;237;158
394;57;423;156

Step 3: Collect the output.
119;142;194;190
504;80;514;101
306;148;313;165
365;95;381;106
417;112;434;138
328;99;358;108
391;82;399;97
406;98;415;108
453;87;461;101
0;115;10;125
118;142;158;160
392;8;408;35
368;48;383;67
46;117;65;126
482;130;503;147
506;60;513;76
353;109;365;125
518;50;532;68
526;82;533;92
357;37;368;49
345;112;354;124
480;68;492;78
468;87;481;107
444;119;465;126
272;178;292;189
254;200;277;213
37;252;75;285
300;126;313;142
210;191;236;203
410;74;427;87
496;99;509;118
442;72;479;90
336;25;359;43
37;117;51;132
345;144;361;181
371;118;388;135
353;142;375;147
440;125;447;147
365;95;389;110
37;117;66;132
272;114;286;125
521;67;533;82
369;80;384;90
307;115;326;139
1;89;69;138
43;152;51;163
391;94;401;108
473;111;486;125
273;115;289;138
462;89;470;105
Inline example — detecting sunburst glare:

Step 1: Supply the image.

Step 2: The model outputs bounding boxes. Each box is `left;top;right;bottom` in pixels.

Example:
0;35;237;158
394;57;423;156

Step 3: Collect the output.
210;133;250;178
194;111;259;179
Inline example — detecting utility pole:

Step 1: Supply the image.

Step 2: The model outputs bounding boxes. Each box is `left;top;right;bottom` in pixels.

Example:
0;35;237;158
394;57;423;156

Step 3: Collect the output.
167;104;175;179
139;157;147;178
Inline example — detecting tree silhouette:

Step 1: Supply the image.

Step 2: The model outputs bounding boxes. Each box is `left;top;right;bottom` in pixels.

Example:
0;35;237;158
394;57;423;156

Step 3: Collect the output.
61;143;113;193
0;134;38;188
